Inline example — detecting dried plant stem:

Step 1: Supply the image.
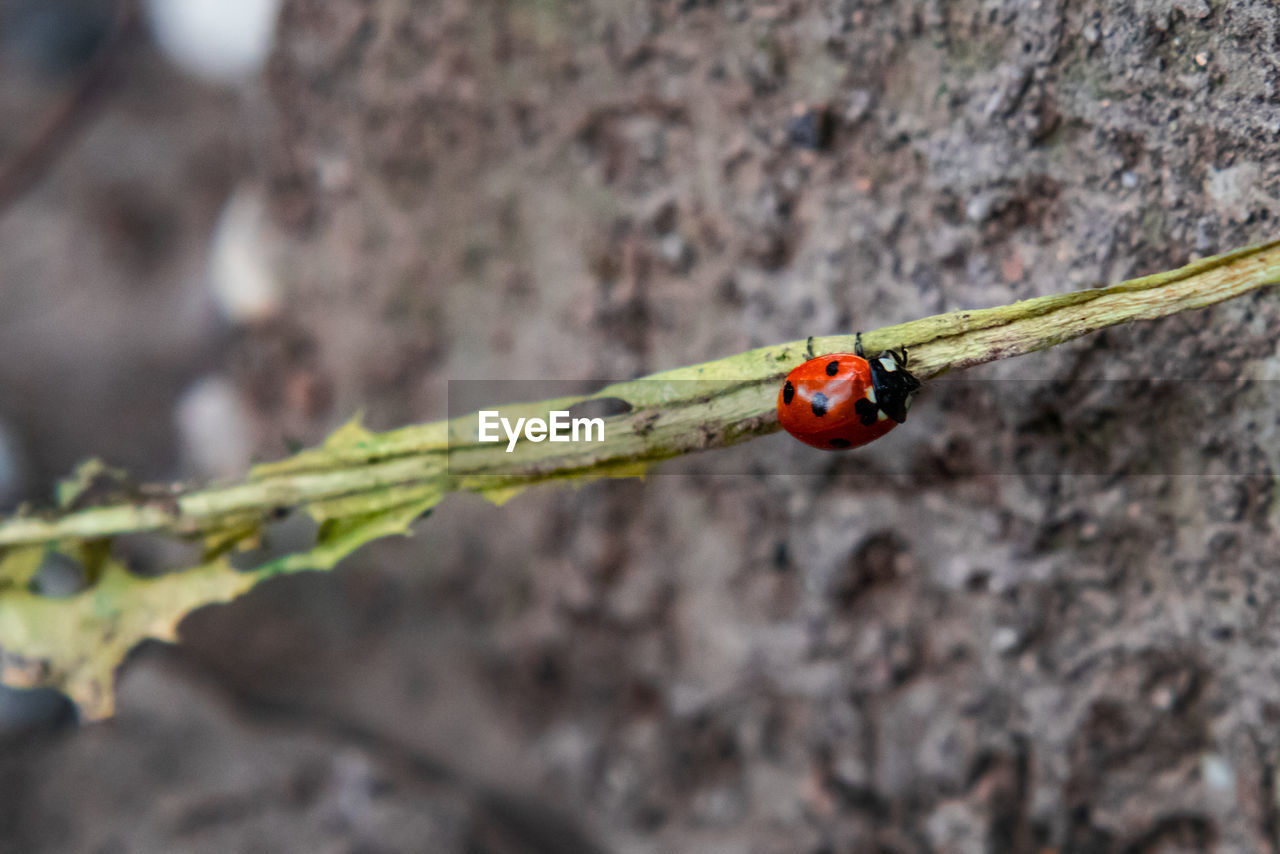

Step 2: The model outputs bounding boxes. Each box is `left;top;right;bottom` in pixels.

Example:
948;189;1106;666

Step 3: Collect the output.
2;238;1279;718
2;238;1279;549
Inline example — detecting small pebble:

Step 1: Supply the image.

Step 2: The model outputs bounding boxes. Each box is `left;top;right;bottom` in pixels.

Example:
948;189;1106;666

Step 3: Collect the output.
1205;162;1263;224
209;186;282;325
1195;216;1217;254
174;376;255;479
145;0;281;83
1201;753;1235;794
965;191;1005;224
658;232;693;271
843;90;873;125
992;626;1021;654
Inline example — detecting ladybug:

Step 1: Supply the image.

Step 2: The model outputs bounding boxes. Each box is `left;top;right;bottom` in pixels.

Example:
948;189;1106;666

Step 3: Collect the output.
777;334;921;450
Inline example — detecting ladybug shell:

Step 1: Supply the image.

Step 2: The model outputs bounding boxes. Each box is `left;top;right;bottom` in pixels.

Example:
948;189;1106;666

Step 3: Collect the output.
777;353;900;450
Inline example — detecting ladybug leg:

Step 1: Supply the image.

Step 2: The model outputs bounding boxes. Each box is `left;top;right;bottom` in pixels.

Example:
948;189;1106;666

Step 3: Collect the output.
805;336;816;359
854;332;865;358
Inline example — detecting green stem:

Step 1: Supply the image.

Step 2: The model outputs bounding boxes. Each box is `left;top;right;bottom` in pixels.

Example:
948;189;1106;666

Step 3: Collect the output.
3;238;1279;721
1;239;1278;548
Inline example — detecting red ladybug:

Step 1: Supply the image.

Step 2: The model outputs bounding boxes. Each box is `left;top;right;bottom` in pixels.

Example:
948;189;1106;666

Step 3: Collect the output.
777;335;921;450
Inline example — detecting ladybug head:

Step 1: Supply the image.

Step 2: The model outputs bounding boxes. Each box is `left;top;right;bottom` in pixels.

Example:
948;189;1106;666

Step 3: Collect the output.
867;348;921;424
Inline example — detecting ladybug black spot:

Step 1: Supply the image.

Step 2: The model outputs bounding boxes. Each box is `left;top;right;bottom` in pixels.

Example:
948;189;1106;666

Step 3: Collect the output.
854;398;878;426
783;381;795;405
829;438;852;448
826;360;840;376
811;392;829;417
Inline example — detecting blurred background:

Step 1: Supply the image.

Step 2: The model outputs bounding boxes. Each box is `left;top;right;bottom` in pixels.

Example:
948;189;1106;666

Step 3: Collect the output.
4;1;1280;851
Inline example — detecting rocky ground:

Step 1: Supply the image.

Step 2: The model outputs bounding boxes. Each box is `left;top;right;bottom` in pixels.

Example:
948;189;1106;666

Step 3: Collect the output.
5;1;1280;852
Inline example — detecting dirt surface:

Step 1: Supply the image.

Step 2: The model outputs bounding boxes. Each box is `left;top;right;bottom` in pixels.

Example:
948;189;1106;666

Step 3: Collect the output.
6;1;1280;852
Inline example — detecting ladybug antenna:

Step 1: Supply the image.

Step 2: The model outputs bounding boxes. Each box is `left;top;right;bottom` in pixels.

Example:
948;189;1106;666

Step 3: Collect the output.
854;332;865;358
